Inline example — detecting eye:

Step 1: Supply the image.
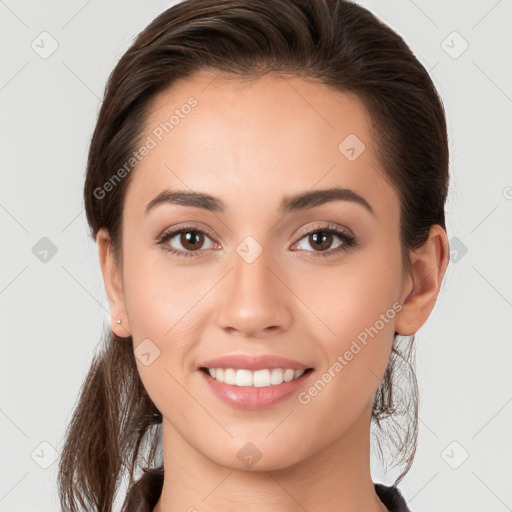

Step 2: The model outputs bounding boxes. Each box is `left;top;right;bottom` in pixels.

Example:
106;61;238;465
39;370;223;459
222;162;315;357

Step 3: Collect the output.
291;222;357;257
157;222;358;259
156;225;218;259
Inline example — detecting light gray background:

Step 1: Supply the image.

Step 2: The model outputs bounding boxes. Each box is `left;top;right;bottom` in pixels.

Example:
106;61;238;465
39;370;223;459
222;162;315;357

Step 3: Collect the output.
1;1;511;510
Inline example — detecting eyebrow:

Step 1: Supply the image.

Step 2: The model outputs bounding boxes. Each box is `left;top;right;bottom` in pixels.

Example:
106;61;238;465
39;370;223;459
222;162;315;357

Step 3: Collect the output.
145;186;375;216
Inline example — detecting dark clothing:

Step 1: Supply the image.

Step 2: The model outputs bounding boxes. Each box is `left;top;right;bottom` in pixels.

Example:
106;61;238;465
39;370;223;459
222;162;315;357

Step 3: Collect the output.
375;483;412;511
121;466;412;511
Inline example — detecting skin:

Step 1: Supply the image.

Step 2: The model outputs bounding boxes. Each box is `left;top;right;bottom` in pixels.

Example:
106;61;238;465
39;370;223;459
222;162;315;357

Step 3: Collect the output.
97;70;449;512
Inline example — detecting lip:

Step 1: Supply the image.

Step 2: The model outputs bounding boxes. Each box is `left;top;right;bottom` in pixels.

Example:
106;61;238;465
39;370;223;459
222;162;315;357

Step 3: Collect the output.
199;354;311;371
199;368;313;409
198;354;314;410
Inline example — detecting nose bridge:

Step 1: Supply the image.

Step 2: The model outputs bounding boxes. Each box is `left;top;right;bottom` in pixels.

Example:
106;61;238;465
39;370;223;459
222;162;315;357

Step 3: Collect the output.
233;238;273;296
215;237;291;336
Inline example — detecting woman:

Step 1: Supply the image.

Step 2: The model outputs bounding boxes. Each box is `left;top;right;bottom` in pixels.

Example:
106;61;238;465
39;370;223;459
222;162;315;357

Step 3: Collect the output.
57;0;450;510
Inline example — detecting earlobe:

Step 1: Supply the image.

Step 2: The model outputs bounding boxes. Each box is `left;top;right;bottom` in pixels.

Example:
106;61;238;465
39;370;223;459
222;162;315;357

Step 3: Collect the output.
96;228;132;337
394;225;449;336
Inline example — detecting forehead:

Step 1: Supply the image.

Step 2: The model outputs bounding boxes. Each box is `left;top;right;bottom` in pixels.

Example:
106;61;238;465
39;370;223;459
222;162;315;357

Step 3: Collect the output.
123;70;399;225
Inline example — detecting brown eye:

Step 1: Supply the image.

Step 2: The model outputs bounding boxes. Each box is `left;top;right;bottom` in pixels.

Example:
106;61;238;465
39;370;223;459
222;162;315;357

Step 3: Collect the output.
308;231;335;251
179;231;205;251
292;224;357;258
157;225;218;259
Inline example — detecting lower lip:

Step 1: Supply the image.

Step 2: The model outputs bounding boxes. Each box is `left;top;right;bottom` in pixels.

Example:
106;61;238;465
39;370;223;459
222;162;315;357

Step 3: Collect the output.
199;369;313;409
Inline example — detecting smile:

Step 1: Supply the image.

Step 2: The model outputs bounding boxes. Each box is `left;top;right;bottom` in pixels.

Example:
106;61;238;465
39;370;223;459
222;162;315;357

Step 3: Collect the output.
202;367;309;387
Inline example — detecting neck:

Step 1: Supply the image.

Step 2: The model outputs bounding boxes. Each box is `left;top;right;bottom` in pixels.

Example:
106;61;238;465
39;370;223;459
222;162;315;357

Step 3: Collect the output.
153;402;388;512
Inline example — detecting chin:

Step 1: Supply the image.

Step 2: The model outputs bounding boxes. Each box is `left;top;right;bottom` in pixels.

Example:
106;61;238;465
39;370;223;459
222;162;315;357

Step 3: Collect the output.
201;438;309;473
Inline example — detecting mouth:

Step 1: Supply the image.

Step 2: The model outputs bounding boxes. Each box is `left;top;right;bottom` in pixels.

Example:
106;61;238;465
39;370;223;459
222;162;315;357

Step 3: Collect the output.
199;367;314;387
197;354;315;408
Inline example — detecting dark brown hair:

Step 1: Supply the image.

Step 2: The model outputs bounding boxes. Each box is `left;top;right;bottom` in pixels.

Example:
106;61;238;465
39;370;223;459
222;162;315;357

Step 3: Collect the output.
57;0;449;510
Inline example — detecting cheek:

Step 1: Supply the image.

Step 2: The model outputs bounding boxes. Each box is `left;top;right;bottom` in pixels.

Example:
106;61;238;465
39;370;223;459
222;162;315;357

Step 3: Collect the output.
121;250;212;423
300;257;401;347
290;268;400;439
123;240;208;340
295;251;402;399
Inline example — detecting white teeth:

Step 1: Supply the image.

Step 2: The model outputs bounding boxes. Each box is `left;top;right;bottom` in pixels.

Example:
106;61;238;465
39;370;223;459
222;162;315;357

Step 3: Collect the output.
206;367;307;387
253;369;270;387
270;368;284;385
235;369;253;386
224;368;236;385
283;369;295;382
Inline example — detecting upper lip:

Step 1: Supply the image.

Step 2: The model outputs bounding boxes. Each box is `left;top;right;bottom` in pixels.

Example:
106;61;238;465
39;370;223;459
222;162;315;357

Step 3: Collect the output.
199;354;312;371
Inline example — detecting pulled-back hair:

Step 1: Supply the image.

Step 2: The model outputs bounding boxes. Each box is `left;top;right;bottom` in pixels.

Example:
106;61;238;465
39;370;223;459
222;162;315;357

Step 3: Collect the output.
57;1;449;510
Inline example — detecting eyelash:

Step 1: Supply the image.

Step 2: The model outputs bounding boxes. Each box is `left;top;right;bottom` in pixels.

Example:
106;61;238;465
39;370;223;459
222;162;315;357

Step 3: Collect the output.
156;222;358;259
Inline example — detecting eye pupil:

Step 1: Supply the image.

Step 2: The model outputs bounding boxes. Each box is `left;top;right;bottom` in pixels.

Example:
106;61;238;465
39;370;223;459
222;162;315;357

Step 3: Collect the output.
181;231;203;250
310;232;332;251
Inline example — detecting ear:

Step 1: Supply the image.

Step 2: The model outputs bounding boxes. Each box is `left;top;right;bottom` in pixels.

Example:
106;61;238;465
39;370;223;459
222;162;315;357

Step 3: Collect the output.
395;224;450;336
96;228;131;338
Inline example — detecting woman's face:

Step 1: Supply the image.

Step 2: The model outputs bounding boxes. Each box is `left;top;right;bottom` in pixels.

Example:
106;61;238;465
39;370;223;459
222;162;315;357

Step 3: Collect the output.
107;71;416;470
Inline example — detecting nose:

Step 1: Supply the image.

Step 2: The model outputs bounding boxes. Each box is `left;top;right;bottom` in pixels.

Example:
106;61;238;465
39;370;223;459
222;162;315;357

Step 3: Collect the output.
214;243;293;339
